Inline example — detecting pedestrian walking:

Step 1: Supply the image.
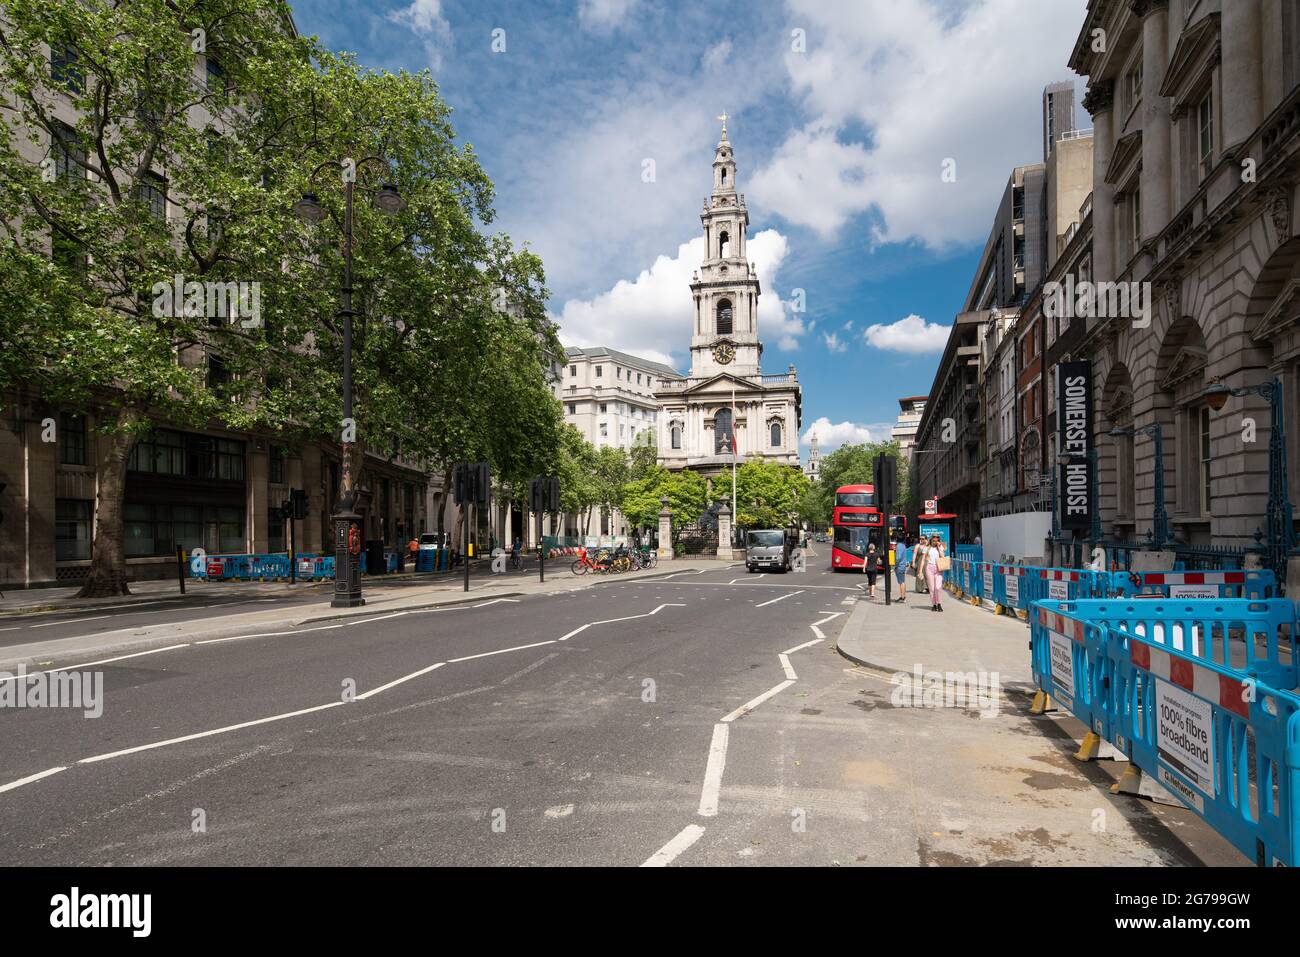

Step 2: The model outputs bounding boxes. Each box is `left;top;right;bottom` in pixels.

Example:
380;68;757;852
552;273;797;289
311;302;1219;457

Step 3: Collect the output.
922;534;947;611
892;535;910;604
407;536;419;569
863;542;881;598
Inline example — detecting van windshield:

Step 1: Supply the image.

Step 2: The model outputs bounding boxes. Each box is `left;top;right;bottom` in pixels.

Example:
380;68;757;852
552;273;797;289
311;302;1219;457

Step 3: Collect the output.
747;531;784;547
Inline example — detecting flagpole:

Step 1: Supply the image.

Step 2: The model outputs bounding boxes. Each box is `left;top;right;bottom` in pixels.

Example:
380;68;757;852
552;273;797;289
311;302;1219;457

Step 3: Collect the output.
731;382;737;520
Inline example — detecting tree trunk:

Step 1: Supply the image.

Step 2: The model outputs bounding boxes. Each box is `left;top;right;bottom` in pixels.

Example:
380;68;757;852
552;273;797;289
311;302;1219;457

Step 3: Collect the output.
436;466;451;536
78;410;138;598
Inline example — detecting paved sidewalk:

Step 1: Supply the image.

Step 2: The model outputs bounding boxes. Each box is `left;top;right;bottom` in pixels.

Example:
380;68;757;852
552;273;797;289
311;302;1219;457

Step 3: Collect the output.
0;558;727;671
836;587;1034;690
831;588;1244;866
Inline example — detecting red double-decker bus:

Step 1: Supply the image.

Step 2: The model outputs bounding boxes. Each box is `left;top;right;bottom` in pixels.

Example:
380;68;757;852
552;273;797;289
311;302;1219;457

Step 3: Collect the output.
830;484;885;571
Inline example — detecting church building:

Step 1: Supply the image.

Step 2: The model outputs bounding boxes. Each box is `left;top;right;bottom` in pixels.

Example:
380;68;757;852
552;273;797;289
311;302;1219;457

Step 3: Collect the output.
655;118;802;476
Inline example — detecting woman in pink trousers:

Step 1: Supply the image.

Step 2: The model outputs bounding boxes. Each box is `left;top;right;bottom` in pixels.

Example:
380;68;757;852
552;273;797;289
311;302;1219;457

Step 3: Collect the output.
923;534;946;612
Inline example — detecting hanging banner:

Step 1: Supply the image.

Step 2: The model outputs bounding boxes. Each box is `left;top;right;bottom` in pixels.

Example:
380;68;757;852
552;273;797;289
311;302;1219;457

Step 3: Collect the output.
1058;360;1093;531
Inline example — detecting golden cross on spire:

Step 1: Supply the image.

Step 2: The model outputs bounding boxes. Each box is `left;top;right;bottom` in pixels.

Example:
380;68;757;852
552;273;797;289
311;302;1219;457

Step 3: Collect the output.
716;111;729;135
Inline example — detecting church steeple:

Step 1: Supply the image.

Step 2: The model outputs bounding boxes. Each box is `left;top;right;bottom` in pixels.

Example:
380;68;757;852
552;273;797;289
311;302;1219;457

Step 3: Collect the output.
689;115;761;379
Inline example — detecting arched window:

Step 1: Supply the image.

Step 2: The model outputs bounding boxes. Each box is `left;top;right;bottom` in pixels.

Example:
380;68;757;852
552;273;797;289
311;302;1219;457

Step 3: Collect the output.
671;425;681;449
714;409;733;455
720;168;727;186
719;230;730;258
716;299;733;335
770;422;782;447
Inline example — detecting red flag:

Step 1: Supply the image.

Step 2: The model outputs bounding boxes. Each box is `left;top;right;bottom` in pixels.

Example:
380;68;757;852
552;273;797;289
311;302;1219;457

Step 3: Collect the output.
731;432;738;455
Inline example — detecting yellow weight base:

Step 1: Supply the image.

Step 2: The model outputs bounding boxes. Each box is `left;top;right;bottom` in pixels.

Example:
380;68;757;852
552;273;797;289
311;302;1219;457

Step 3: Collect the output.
1075;731;1103;761
1029;690;1055;715
1110;764;1143;796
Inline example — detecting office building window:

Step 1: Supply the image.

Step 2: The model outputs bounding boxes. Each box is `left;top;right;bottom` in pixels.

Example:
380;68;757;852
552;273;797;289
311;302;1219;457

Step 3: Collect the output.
267;507;286;553
569;365;577;377
53;121;84;181
135;171;167;220
124;502;241;557
1199;406;1212;515
671;426;681;449
269;445;284;484
55;499;92;561
1198;89;1214;181
567;403;576;415
50;41;83;93
595;366;602;378
58;412;86;465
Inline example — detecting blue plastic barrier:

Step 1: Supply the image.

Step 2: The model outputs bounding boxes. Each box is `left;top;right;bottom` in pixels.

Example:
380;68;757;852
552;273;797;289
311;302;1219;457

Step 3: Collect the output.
955;544;983;564
1033;597;1300;866
1110;569;1277;601
995;565;1031;616
1024;568;1108;605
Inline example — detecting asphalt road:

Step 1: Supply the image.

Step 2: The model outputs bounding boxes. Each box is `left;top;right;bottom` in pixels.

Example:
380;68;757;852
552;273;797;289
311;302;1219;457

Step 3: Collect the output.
0;559;1237;867
0;562;875;865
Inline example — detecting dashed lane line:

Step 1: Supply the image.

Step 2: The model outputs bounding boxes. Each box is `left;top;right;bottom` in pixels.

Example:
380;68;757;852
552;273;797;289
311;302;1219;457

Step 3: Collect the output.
641;824;707;867
754;590;804;608
0;644;193;684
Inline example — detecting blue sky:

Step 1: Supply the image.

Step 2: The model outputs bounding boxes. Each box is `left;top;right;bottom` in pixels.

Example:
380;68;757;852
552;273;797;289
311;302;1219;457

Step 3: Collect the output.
288;0;1087;449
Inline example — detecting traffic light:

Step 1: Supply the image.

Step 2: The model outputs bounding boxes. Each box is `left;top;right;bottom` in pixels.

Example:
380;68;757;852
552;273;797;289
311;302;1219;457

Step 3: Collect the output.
547;477;560;512
874;454;897;508
453;462;492;505
529;477;543;513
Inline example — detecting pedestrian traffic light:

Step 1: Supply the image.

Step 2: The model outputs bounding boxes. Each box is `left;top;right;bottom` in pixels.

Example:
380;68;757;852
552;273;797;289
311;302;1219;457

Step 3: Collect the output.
529;476;544;513
291;488;308;520
874;454;897;507
453;463;468;505
453;462;492;506
474;462;491;505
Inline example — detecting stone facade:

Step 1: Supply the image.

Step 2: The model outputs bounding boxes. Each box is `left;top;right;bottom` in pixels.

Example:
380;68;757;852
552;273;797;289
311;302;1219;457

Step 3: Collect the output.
1068;0;1300;549
655;122;802;476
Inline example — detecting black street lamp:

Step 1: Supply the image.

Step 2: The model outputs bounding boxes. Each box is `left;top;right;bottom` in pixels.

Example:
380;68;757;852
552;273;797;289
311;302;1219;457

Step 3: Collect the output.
1202;376;1295;586
1109;423;1168;549
294;157;406;608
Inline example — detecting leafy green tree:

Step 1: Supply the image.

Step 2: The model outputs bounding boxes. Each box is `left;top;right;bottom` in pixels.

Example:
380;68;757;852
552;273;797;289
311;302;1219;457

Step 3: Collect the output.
805;440;909;527
620;466;708;546
0;0;316;595
733;461;808;529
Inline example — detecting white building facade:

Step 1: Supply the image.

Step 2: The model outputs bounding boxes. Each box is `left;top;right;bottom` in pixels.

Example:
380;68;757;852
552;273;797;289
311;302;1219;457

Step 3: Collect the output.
654;121;802;476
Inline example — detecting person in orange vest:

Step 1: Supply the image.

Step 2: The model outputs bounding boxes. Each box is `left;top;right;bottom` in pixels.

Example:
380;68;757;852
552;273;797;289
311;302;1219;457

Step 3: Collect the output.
407;536;419;569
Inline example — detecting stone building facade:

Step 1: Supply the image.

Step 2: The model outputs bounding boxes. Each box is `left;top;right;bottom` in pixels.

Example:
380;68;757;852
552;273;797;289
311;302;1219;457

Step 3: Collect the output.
1068;0;1300;551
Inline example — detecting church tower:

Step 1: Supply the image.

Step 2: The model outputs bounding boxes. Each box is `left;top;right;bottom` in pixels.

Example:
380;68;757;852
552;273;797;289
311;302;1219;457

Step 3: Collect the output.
688;114;762;379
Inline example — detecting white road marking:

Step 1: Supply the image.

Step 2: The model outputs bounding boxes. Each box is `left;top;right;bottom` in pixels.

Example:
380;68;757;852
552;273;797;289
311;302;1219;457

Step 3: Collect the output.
556;603;685;642
783;637;823;655
355;662;447;700
0;626;18;632
627;581;857;591
447;640;556;663
812;612;844;628
642;824;706;867
473;599;521;608
778;653;797;680
196;610;409;645
0;767;66;794
0;644;192;683
78;701;347;764
697;723;729;817
754;590;804;608
544;803;575;819
31;615;111;629
721;680;796;723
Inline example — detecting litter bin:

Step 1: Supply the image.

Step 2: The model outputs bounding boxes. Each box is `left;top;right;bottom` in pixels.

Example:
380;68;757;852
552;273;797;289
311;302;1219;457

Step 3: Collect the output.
365;539;386;576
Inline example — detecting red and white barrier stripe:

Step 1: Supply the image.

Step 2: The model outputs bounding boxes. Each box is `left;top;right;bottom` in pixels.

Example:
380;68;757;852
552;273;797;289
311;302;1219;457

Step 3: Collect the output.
1130;638;1249;718
1135;571;1245;585
1041;569;1084;581
999;566;1028;576
1037;608;1087;643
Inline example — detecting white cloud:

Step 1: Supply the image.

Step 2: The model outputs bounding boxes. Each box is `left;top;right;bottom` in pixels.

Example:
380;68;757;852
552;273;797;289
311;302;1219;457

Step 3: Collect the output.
702;39;732;72
387;0;451;67
863;313;950;354
752;0;1082;247
578;0;639;32
553;228;798;365
821;330;847;353
801;417;894;451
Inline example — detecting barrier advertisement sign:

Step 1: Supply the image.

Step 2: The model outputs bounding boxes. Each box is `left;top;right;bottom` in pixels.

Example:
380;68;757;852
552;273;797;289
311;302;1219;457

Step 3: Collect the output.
1048;580;1069;600
1005;573;1019;604
982;566;993;596
1048;632;1074;707
1155;678;1215;795
1169;584;1219;599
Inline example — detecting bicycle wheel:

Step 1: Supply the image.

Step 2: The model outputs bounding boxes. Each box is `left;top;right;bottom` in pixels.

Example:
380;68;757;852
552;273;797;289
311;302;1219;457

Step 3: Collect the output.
571;559;587;575
645;551;658;568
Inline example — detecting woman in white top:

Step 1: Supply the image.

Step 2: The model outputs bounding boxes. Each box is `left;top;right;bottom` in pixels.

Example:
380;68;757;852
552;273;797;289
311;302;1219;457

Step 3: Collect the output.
920;534;946;612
